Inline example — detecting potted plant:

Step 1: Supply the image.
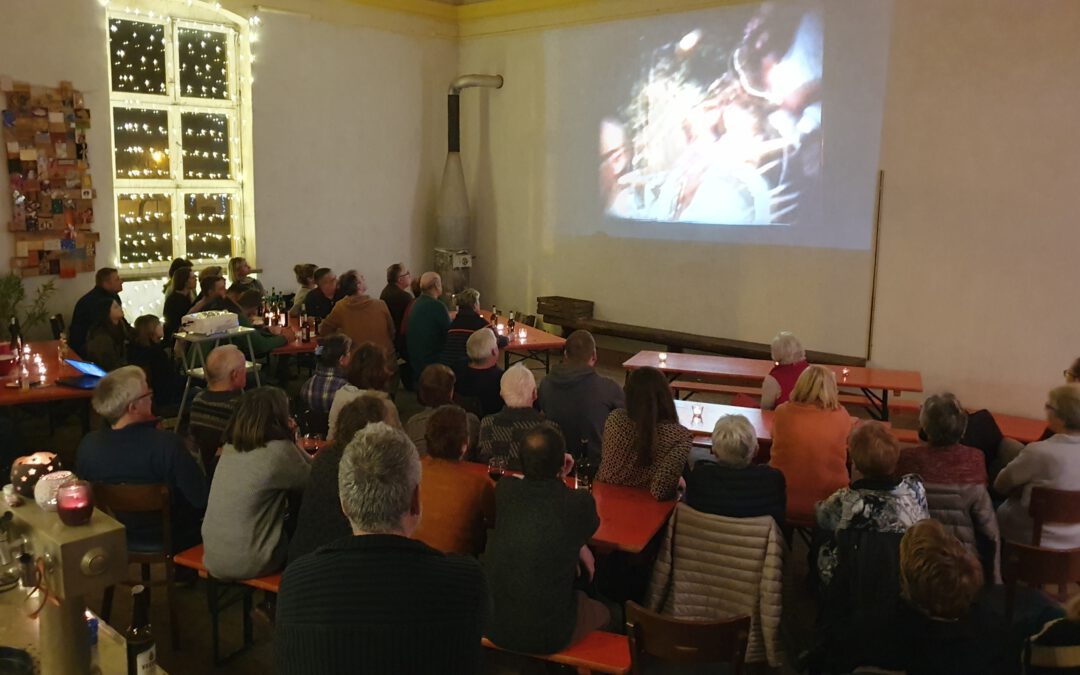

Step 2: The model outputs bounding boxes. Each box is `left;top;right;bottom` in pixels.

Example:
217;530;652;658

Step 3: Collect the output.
0;274;57;339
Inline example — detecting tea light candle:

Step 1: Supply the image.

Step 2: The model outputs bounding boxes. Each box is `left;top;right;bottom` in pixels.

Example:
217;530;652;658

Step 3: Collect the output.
841;367;850;377
691;404;704;419
658;352;668;365
496;324;505;335
518;328;527;342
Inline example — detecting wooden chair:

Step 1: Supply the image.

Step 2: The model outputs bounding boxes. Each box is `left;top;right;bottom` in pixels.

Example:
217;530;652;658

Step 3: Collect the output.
625;601;750;675
1002;540;1080;621
93;483;180;650
1029;487;1080;546
49;313;65;340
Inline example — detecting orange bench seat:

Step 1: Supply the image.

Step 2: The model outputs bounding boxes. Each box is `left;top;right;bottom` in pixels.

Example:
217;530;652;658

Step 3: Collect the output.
174;544;282;593
482;632;631;675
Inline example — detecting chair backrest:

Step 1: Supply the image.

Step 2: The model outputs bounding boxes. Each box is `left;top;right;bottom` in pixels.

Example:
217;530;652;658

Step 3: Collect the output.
626;601;749;675
522;314;537;327
92;483;172;555
1002;541;1080;617
821;529;904;628
187;424;224;479
1029;487;1080;546
49;313;66;340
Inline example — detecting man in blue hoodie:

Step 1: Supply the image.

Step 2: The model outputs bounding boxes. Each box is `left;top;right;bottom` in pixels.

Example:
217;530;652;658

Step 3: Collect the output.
538;330;625;460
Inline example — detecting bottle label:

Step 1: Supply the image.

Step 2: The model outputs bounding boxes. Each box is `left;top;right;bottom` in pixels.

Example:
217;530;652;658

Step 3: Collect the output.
136;646;156;673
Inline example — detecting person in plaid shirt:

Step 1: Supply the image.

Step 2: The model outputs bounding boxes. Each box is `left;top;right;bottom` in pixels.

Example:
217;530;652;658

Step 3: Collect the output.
301;333;352;413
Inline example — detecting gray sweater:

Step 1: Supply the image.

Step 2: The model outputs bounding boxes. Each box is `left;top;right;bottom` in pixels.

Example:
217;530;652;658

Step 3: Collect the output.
202;439;311;580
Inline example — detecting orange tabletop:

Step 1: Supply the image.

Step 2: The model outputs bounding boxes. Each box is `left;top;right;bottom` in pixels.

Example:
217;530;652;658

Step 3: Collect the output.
676;399;774;442
271;316;315;355
0;341;95;406
461;462;674;554
480;310;566;372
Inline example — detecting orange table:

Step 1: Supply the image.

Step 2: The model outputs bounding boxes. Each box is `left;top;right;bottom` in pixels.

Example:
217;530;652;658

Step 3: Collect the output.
0;341;95;406
676;399;774;443
461;462;674;554
624;350;922;421
270;317;315;356
480;311;565;373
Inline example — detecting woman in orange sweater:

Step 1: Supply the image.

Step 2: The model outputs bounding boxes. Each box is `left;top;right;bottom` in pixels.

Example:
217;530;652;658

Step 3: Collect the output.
769;365;853;524
413;405;496;557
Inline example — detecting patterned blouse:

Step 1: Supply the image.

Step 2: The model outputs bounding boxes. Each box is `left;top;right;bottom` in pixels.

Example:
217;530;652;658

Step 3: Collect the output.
596;408;692;500
815;475;929;585
300;364;348;414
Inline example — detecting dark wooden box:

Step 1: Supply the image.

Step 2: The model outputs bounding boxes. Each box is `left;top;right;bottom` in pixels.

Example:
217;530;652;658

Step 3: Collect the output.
536;296;594;320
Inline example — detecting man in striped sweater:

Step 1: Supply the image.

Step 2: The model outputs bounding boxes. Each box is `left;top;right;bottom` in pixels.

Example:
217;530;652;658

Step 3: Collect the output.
275;423;488;674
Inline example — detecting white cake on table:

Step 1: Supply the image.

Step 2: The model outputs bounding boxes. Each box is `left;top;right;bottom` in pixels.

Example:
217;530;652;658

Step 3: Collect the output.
180;310;239;336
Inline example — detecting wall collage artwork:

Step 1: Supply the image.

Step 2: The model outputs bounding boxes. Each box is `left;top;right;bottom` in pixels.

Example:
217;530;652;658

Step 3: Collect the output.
2;78;99;278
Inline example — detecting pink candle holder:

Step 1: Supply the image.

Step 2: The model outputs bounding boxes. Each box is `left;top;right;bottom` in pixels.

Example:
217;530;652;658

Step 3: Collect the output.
56;480;93;526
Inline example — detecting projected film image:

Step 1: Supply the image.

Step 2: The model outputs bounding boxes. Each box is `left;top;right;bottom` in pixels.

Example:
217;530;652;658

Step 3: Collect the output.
600;1;823;227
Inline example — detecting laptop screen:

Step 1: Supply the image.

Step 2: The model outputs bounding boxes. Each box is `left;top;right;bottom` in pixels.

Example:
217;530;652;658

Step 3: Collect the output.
64;359;107;378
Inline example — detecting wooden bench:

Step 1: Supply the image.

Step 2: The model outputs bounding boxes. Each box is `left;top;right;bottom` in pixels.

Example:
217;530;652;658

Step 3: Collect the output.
670;380;871;407
174;545;280;664
482;632;631;675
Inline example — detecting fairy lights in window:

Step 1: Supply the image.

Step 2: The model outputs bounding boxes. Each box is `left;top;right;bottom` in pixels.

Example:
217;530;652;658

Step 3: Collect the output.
109;18;167;95
116;193;173;264
183;193;233;260
179;28;229;100
112;107;170;179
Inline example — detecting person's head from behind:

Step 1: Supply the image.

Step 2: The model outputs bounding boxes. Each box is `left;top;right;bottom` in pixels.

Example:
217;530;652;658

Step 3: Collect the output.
338;422;421;536
172;266;196;295
418;363;455;407
346;342;391;391
919;393;968;448
294;263;317;288
770;330;805;366
332;395;389;449
200;275;226;301
222;387;293;452
564;330;597;367
900;519;982;620
229;256;251;280
425;405;469;461
625;366;678;466
314;267;337;299
456;288;480;313
466;328;498;367
338;270;366;297
849;420;900;480
711;414;759;468
199;265;222;280
92;366;153;426
225;283;246;304
132;315;163;347
95;267;122;294
237;289;263;318
316;333;352;370
520;423;567;480
419;271;442;297
1046;384;1080;434
386;263;411;290
1065;358;1080;384
205;345;247;392
790;364;839;410
501;364;537;409
167;257;192;279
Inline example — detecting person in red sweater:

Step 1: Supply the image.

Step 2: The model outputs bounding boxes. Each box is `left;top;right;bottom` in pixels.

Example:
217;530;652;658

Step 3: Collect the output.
760;330;809;410
896;393;986;485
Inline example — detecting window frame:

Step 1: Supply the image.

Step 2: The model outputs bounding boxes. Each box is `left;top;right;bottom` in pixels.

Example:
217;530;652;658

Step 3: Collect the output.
105;3;256;274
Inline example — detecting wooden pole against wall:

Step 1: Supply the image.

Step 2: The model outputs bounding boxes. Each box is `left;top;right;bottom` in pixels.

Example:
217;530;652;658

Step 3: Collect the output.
866;170;885;362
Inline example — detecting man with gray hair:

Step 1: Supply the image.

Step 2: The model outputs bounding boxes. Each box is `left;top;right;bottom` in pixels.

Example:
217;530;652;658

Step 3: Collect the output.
455;328;505;417
75;366;208;551
275;423;488;674
439;288;508;371
478;364;556;468
684;414;787;528
405;271;451;387
185;344;246;437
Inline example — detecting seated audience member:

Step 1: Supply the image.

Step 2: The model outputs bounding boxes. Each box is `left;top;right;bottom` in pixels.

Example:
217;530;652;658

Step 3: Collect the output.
768;364;853;523
413;406;495;556
404;364;479;455
300;333;352;414
234;289;293;356
539;329;625;459
276;423;488;674
478;364;551;468
70;267;125;356
303;267;338;320
203;387;311;580
162;266;196;345
318;271;395;357
290;263;318;316
85;299;131;372
76;366;207;551
455;328;505;418
816;421;929;586
1032;357;1080;444
228;256;264;295
328;342;401;436
686;414;786;528
405;271;451;385
996;384;1080;548
379;262;413;336
485;424;611;655
190;274;227;314
597;366;692;500
127;315;185;411
819;519;1010;675
289;395;390;562
162;257;193;299
761;330;809;410
187;345;246;436
1025;595;1080;674
440;288;508;370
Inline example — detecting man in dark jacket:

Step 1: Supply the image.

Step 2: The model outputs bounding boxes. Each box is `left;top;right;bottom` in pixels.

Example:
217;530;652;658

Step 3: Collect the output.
538;330;625;459
379;262;413;335
276;423;488;674
405;272;451;386
69;267;124;355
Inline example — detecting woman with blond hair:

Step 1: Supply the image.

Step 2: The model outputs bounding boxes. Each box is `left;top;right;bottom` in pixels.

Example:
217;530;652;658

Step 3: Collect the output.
760;330;809;410
768;364;853;523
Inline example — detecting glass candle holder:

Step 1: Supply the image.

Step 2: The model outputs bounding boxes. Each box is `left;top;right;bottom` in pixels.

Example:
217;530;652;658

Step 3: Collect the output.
518;328;527;342
56;480;93;526
691;404;704;419
658;352;668;365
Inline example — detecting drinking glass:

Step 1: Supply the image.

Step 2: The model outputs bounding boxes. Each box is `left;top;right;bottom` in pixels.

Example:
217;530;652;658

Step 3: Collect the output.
56;481;93;526
487;456;508;483
691;404;704;419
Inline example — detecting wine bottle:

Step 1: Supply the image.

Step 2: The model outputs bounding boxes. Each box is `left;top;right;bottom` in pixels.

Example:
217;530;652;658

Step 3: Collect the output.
301;319;311;343
8;316;18;353
126;585;156;675
508;311;516;332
